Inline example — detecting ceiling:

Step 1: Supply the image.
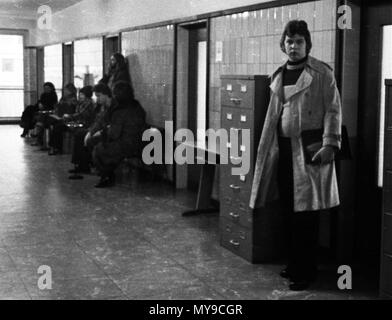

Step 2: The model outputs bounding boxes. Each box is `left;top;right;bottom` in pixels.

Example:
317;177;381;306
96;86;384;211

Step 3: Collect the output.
0;0;84;18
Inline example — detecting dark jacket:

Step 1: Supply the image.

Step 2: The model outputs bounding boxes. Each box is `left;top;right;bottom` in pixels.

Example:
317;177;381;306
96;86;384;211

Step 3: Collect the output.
69;98;96;127
94;99;147;165
101;69;131;91
106;99;146;157
39;91;58;111
55;96;78;117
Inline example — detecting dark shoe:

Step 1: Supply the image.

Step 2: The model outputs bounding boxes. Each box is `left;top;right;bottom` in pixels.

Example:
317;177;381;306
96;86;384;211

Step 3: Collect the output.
280;268;291;279
289;280;311;291
68;167;79;174
69;174;84;180
94;175;115;188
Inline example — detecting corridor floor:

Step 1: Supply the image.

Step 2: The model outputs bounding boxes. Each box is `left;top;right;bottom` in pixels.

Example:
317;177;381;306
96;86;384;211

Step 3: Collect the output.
0;125;379;300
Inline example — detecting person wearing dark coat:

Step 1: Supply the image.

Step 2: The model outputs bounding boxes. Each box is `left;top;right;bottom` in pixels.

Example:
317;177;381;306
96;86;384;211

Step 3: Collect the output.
69;84;111;177
20;82;58;137
47;83;78;155
92;81;147;188
100;53;132;91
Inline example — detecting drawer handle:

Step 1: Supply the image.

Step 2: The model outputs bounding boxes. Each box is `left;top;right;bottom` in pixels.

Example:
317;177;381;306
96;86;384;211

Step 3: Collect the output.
239;232;246;240
229;239;240;247
230;184;241;192
240;115;247;122
230;98;242;105
226;113;233;120
229;212;240;219
226;226;232;232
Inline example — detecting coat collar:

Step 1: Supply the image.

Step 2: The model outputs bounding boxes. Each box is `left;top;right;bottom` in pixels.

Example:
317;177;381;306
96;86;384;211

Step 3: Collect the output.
269;55;322;97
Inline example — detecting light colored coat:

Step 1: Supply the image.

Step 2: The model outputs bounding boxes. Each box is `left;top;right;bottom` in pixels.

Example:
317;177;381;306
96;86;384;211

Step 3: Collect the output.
249;55;342;212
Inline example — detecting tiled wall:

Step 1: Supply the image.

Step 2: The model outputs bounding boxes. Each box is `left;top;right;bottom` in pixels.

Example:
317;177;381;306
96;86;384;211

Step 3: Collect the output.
122;26;174;128
209;0;337;129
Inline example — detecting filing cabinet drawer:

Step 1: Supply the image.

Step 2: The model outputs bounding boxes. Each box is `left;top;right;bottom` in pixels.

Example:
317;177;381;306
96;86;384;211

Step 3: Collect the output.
381;254;392;296
220;218;253;261
383;213;392;255
221;106;254;131
221;80;255;109
220;198;253;228
220;165;253;198
220;176;250;208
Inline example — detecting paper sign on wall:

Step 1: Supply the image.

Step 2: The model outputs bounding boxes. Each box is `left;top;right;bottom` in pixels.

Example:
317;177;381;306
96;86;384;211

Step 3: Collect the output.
216;41;223;62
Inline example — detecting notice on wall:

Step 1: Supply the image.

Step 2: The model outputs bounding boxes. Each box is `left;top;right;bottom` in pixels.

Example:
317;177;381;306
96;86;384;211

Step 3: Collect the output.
215;41;223;62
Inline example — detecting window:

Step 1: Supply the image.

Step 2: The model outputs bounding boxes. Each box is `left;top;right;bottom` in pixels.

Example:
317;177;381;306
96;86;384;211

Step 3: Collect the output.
73;38;103;89
44;44;63;99
0;34;24;118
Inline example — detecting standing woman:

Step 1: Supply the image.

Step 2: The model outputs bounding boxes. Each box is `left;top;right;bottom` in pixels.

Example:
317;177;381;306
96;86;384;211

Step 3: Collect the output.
249;20;342;291
100;53;131;91
20;82;58;137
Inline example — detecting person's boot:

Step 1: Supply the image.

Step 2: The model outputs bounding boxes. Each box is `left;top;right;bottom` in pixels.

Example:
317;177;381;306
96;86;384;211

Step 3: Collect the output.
20;128;29;138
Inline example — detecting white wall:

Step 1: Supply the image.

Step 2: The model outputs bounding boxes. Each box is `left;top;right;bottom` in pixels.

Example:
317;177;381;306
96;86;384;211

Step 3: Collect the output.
0;15;35;45
32;0;272;46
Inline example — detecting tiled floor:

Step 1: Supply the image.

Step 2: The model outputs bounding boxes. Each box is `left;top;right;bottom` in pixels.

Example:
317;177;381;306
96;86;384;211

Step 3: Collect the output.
0;125;380;300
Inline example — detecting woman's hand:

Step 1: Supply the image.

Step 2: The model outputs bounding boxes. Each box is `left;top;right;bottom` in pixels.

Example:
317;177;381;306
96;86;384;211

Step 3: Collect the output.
84;132;91;147
312;145;336;164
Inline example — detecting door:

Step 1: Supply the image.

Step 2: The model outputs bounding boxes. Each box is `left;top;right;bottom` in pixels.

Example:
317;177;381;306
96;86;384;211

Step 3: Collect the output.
359;1;392;297
382;80;392;298
104;35;120;75
187;23;208;191
0;34;24;119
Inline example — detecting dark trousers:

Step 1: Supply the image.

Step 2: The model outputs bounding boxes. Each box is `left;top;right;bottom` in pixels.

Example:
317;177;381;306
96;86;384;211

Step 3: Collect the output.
278;136;320;281
49;121;67;151
71;128;92;171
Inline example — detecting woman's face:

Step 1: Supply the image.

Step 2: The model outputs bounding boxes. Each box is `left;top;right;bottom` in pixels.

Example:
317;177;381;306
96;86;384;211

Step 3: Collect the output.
79;92;86;102
43;85;52;94
110;56;117;67
284;34;307;62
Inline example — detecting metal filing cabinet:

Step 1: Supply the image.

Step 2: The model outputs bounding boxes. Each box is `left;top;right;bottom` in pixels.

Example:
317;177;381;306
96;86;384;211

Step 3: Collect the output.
219;75;285;263
381;80;392;298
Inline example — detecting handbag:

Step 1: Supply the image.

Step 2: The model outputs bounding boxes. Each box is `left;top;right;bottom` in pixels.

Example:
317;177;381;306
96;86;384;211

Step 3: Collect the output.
301;125;351;165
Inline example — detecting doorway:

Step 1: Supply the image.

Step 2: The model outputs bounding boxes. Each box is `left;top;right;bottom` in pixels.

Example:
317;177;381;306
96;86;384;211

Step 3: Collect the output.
0;34;24;119
175;21;209;191
358;0;392;295
104;35;120;74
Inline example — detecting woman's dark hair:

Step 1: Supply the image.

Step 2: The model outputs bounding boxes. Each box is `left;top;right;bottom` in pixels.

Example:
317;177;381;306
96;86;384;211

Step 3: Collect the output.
280;20;312;54
93;83;112;97
110;52;127;72
64;83;77;98
79;85;93;98
43;82;56;92
112;81;134;103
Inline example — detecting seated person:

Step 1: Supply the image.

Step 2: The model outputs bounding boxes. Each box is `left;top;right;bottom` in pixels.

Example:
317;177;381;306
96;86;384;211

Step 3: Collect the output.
91;81;147;188
22;82;58;139
69;84;112;177
46;83;79;155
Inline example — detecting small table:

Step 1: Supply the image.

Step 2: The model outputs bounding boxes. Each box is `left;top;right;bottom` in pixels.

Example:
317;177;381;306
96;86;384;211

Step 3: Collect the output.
181;141;221;217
